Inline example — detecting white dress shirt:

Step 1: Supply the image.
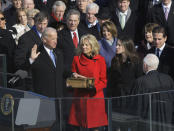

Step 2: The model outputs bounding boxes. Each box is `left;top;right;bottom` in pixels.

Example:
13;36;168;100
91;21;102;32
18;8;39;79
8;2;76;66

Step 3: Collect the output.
155;43;166;57
70;29;79;43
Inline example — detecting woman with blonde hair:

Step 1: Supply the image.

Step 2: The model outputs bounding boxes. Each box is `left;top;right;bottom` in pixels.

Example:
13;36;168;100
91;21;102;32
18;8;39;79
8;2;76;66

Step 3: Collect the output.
12;8;30;45
69;34;108;131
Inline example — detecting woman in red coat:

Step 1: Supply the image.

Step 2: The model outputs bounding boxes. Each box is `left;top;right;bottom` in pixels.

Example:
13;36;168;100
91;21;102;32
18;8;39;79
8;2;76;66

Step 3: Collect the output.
68;34;108;131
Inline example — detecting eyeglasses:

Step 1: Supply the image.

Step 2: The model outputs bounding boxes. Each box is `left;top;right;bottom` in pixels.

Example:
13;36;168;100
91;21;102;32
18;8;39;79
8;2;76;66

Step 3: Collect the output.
0;17;5;21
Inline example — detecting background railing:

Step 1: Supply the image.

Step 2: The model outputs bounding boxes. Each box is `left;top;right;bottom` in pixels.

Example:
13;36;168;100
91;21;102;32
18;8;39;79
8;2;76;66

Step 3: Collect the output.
0;74;174;131
0;53;174;131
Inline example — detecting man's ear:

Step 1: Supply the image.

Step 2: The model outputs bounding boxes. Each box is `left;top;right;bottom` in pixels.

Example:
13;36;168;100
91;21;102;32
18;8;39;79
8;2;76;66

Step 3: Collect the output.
164;36;167;42
42;37;46;43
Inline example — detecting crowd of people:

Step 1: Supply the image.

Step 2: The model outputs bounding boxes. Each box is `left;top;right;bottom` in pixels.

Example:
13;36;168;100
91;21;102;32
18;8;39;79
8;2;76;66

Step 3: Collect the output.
1;0;174;131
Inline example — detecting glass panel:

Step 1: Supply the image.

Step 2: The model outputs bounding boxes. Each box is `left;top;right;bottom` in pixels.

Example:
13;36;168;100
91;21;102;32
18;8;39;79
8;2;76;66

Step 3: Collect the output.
150;90;174;131
0;80;173;131
0;54;7;87
111;94;148;131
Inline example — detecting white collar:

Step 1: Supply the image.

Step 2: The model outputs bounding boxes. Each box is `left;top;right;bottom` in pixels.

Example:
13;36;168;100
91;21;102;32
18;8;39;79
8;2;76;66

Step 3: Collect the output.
70;29;79;43
162;1;172;10
44;45;52;55
70;29;78;35
37;30;42;38
87;19;98;28
156;43;166;51
119;9;128;16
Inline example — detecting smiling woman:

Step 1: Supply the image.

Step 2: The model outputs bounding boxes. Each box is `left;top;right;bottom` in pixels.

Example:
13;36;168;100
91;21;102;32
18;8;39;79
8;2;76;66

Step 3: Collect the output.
136;23;159;59
68;34;108;131
98;21;118;68
12;8;30;45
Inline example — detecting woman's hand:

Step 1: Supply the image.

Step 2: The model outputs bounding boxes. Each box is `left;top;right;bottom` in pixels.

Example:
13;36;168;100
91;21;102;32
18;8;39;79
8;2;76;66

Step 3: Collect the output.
72;72;87;78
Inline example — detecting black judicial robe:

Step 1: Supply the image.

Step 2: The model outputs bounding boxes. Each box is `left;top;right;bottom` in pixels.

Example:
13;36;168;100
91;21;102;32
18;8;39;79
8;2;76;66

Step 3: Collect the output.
132;70;174;131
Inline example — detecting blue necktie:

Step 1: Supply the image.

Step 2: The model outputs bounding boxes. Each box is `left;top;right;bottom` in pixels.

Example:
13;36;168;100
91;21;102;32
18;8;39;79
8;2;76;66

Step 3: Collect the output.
156;48;160;58
50;50;56;67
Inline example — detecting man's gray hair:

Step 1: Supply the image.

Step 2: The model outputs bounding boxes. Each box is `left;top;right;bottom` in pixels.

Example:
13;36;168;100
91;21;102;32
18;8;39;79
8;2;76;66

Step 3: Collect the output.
66;9;80;21
143;53;159;70
52;1;66;13
86;3;99;13
42;27;57;38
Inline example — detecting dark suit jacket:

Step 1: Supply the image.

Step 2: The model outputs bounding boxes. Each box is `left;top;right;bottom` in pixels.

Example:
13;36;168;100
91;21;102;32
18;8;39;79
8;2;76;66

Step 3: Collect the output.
147;2;174;46
108;58;143;97
31;45;63;97
111;9;140;42
109;0;140;12
34;0;55;14
57;27;87;75
79;20;101;40
15;29;42;72
148;45;174;79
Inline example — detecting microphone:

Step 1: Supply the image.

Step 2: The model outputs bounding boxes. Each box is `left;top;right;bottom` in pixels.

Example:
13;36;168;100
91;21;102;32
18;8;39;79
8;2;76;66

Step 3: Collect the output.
8;70;28;85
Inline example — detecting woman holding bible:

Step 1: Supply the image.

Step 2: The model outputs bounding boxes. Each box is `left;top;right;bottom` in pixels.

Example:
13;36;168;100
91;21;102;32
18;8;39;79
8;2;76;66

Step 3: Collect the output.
68;34;108;131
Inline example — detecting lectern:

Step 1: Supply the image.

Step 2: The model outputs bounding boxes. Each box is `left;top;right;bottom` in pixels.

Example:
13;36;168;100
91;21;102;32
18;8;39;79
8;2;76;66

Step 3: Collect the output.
0;87;56;131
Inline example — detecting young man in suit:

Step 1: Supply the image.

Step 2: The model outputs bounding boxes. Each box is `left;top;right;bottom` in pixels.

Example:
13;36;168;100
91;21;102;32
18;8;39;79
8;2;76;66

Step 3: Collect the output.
149;26;174;80
15;11;49;72
147;0;174;46
111;0;140;42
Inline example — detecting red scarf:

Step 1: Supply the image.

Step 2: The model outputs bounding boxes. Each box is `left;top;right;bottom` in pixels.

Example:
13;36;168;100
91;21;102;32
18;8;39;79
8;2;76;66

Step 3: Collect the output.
51;13;63;22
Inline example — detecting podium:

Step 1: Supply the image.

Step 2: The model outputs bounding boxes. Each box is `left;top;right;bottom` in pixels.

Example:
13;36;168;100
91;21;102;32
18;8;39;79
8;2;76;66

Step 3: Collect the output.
0;87;56;131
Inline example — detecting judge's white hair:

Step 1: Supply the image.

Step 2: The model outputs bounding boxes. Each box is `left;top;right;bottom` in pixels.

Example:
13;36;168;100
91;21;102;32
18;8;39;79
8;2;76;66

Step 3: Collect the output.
143;53;159;70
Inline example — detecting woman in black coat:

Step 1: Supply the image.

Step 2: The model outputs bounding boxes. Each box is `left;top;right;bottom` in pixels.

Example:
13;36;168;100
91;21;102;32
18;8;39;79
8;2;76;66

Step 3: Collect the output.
0;11;16;73
108;37;143;97
108;37;143;131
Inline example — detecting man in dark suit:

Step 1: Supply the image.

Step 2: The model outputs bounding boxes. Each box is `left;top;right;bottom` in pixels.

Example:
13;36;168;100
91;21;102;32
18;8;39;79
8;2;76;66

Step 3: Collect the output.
147;0;174;46
57;9;87;78
34;0;55;14
75;0;90;21
30;27;63;131
30;27;63;98
133;53;174;131
15;11;49;72
79;2;100;40
149;26;174;79
49;0;66;30
111;0;140;42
